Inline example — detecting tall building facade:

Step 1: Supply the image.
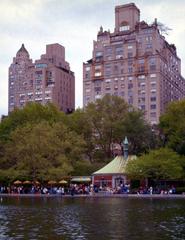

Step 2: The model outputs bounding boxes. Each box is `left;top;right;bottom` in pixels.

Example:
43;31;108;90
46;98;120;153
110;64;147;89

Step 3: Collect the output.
9;43;75;113
83;3;185;124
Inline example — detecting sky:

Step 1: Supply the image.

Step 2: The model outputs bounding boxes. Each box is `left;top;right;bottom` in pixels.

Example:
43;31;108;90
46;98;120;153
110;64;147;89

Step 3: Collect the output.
0;0;185;116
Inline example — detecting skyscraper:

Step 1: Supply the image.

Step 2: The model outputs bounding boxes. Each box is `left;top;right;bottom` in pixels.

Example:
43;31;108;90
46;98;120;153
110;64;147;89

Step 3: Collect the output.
9;43;75;113
83;3;185;124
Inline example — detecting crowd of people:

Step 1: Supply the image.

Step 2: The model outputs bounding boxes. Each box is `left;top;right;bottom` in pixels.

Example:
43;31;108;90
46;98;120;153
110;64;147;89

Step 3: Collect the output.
0;183;178;195
136;185;176;195
0;184;91;195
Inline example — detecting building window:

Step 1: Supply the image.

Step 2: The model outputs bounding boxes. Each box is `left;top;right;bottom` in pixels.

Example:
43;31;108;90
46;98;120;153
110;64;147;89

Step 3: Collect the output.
120;25;130;31
151;97;156;101
128;97;133;104
94;80;101;86
107;56;112;61
86;66;90;71
138;37;142;43
105;47;112;55
114;64;119;74
94;72;102;77
94;87;101;92
95;92;101;98
95;51;103;62
95;52;103;57
128;45;133;49
105;65;111;76
86;73;90;79
128;90;133;97
146;36;152;42
140;105;145;110
150;104;156;109
128;52;133;58
95;65;101;70
151;89;156;93
151;83;156;88
35;63;47;68
150;73;156;78
146;43;152;49
138;75;145;79
150;112;156;117
128;60;133;66
138;66;145;73
116;55;123;59
138;59;144;64
149;58;156;65
150;65;156;71
115;46;123;55
138;97;145;103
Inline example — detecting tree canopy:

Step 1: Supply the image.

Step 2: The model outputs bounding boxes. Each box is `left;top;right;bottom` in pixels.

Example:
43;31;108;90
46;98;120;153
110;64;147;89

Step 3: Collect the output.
0;97;160;181
0;102;66;142
68;95;155;161
126;148;184;180
0;121;85;181
159;99;185;155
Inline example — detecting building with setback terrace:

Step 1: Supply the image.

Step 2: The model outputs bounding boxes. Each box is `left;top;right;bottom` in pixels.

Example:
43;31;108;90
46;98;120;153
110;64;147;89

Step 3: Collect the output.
83;3;185;124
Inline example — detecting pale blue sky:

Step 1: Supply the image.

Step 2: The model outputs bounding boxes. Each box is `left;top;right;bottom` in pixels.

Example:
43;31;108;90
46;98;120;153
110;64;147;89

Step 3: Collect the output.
0;0;185;116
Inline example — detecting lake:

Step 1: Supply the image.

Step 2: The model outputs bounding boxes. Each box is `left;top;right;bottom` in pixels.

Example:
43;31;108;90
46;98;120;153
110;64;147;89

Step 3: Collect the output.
0;196;185;239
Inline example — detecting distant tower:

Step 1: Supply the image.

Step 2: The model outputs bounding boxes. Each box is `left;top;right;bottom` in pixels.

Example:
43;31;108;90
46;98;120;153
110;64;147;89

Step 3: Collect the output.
8;43;33;112
123;136;129;159
8;43;75;113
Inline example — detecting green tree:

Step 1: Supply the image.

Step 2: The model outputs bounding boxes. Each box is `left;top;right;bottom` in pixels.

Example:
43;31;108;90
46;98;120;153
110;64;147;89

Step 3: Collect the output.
159;99;185;155
0;102;66;142
67;108;95;163
84;94;129;159
1;121;85;181
72;95;155;161
122;110;157;155
126;148;184;180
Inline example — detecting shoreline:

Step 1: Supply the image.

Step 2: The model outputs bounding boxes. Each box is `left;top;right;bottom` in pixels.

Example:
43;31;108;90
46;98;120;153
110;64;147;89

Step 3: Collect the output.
0;193;185;199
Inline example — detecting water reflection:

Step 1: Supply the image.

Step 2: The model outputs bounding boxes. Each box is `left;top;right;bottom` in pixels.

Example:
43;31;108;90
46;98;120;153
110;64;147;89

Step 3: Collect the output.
0;197;185;240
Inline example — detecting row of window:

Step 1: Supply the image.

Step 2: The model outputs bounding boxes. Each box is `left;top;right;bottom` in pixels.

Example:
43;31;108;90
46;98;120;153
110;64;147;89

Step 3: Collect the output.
138;104;157;110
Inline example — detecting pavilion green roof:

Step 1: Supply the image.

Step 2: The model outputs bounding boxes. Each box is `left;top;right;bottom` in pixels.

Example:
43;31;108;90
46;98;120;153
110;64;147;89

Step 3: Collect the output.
92;155;136;175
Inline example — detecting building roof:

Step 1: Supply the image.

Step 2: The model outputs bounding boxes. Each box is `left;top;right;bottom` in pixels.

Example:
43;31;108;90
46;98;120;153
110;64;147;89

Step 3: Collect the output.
92;155;136;175
17;43;29;54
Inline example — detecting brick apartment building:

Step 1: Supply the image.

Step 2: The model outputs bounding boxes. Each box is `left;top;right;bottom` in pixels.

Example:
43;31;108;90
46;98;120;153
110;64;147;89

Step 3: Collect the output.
83;3;185;124
9;43;75;113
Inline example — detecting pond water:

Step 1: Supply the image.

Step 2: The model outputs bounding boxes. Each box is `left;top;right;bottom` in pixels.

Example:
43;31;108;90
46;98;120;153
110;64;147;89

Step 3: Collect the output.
0;196;185;240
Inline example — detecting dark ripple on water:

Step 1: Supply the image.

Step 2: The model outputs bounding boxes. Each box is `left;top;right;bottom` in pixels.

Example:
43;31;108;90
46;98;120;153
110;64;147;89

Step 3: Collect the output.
0;197;185;240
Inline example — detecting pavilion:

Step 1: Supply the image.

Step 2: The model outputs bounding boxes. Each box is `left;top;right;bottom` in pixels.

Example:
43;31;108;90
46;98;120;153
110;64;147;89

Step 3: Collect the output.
92;137;136;188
